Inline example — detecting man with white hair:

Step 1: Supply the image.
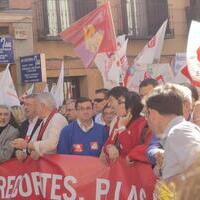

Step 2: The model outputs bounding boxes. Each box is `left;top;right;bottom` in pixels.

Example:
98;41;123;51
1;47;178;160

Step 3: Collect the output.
27;93;68;159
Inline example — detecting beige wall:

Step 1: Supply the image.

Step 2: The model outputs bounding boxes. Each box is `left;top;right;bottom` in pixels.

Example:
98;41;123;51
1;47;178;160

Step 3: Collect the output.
0;0;191;97
127;0;190;61
9;0;32;9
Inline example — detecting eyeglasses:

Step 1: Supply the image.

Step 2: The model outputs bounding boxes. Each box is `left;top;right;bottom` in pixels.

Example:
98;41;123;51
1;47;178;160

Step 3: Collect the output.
93;98;105;103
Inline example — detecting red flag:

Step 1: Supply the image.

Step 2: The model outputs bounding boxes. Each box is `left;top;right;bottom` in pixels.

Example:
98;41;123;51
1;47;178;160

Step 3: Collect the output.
60;2;117;67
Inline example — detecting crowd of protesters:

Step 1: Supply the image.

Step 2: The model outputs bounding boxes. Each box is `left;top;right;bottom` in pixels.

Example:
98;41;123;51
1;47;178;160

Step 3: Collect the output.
1;79;200;186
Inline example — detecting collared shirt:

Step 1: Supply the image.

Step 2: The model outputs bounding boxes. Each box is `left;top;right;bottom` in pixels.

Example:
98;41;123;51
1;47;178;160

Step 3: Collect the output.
95;113;106;126
30;113;68;155
57;121;108;157
162;116;200;179
160;116;184;147
77;119;94;132
26;117;39;139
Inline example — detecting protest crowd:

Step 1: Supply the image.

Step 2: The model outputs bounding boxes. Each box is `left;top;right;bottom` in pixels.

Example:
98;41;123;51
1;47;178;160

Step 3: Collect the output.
1;81;200;199
1;2;200;200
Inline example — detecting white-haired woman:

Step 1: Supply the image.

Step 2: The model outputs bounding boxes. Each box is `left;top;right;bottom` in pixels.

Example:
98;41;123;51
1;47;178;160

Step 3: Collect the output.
0;105;19;163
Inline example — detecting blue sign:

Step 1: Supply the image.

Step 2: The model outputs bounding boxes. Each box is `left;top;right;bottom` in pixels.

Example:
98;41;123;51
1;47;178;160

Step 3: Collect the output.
0;36;14;64
20;54;46;83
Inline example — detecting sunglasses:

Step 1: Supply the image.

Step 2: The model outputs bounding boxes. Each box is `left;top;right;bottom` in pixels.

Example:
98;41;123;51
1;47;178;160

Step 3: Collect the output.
93;98;105;103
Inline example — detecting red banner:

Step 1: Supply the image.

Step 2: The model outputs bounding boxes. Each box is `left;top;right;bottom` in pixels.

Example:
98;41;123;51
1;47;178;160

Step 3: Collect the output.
0;155;156;200
60;2;117;67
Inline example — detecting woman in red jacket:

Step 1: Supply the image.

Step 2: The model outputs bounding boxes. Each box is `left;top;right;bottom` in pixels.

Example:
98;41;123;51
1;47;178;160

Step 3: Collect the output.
102;90;153;165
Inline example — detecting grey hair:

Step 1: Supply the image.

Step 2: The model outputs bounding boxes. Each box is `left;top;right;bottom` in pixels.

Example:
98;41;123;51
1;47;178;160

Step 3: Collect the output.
173;84;192;105
36;92;56;109
156;83;192;104
0;105;10;111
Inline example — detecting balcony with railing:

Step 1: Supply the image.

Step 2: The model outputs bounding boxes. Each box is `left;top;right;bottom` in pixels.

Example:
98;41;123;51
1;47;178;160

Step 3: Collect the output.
0;0;9;10
34;0;96;40
34;0;174;41
121;0;174;39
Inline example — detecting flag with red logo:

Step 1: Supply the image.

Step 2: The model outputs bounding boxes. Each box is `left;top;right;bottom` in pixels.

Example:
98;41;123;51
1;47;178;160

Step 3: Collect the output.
95;35;128;88
181;65;200;87
186;20;200;85
134;20;168;65
124;20;168;88
124;63;174;92
60;2;117;68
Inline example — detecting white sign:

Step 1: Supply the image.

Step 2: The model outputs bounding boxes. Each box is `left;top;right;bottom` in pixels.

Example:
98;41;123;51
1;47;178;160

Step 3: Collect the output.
187;20;200;82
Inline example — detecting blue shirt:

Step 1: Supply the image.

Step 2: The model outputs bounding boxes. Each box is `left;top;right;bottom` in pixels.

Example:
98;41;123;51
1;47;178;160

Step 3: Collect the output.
146;135;163;165
57;121;108;157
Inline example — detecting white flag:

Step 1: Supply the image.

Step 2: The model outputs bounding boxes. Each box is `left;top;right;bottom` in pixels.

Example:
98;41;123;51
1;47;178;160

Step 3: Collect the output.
125;63;174;92
25;84;34;96
172;53;186;76
53;62;64;108
43;84;49;93
19;84;34;102
50;84;57;95
0;65;20;106
134;20;168;65
95;35;128;89
187;20;200;83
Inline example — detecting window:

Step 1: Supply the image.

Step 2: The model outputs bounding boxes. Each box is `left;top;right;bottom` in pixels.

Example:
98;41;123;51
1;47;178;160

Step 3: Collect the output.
0;0;9;9
36;0;97;38
0;26;9;35
186;0;200;28
47;77;80;99
122;0;171;39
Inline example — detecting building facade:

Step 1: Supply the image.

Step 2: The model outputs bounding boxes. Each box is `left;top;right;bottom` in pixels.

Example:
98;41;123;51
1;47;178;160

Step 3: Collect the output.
0;0;199;99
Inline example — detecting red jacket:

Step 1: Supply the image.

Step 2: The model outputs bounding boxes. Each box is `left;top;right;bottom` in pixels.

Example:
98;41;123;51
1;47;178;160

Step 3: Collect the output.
105;116;152;163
